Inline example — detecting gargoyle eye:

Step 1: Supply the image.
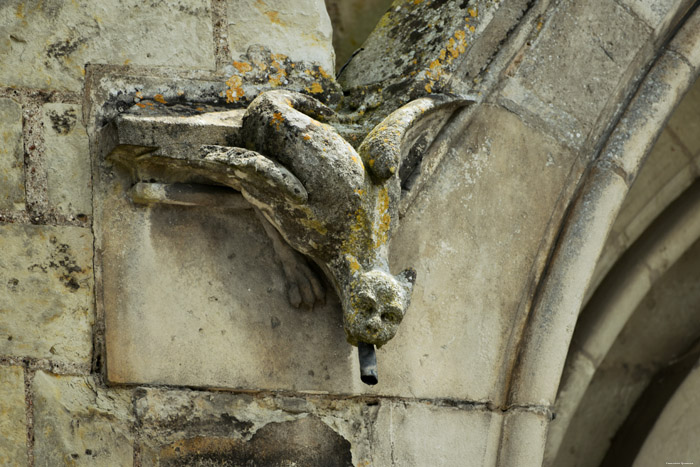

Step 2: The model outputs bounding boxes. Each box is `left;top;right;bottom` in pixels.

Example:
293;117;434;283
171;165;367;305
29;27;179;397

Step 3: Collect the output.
356;294;376;314
381;307;402;324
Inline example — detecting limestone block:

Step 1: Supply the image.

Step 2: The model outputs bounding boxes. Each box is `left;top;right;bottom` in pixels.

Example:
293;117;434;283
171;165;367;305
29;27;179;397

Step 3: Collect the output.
502;0;649;145
498;410;548;467
0;0;214;92
370;401;501;466
227;0;335;72
32;371;133;466
0;224;93;366
42;103;91;216
0;366;28;466
0;97;25;210
619;0;692;32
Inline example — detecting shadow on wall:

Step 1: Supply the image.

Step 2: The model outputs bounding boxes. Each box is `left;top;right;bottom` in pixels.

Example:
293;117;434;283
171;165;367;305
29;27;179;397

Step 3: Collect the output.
324;0;395;73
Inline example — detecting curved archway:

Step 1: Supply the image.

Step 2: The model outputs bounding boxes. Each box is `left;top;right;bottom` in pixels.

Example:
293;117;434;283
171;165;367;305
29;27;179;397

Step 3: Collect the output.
538;9;700;467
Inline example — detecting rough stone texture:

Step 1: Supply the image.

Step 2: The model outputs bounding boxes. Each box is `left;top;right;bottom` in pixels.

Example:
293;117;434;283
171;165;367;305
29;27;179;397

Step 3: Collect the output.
0;0;214;92
32;371;134;466
501;0;650;148
0;97;25;210
0;225;93;366
134;388;375;466
227;0;335;72
370;401;501;466
0;366;28;466
148;417;353;466
633;359;700;467
42;103;92;217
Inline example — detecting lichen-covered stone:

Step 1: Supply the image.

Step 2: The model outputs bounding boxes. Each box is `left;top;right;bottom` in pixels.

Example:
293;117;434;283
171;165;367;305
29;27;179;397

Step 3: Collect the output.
0;0;214;92
226;0;335;72
32;371;134;466
221;45;343;108
0;97;25;210
0;366;28;466
0;225;93;366
42;103;91;217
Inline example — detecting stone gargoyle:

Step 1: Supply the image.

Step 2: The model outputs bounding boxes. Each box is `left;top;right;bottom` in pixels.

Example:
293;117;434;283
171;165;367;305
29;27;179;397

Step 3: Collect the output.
108;89;469;379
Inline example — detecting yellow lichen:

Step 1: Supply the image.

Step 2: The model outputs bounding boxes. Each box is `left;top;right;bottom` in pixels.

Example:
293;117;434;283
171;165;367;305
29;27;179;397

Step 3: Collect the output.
232;61;252;73
468;7;478;17
317;67;331;79
271;112;284;130
265;11;283;25
303;134;312;141
373;187;391;248
225;75;245;103
154;94;167;104
306;82;324;94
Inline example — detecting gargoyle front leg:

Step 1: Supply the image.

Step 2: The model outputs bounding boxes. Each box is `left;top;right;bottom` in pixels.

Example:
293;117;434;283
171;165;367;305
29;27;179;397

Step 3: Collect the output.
254;208;326;309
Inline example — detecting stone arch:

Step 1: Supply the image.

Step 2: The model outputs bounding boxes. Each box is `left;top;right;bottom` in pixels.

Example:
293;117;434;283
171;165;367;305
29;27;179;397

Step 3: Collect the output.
498;4;700;466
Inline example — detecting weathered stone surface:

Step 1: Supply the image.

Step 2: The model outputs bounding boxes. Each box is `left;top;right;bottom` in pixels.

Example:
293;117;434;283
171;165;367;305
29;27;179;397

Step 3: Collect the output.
226;0;334;72
370;401;501;466
380;105;575;401
135;388;375;466
147;417;352;467
0;97;25;210
501;0;649;147
0;0;214;92
0;366;27;466
0;225;93;366
32;371;134;466
619;0;689;32
43;103;91;216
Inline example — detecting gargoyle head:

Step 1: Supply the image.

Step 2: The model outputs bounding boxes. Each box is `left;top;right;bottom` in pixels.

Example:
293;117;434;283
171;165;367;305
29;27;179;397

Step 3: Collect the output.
341;267;416;347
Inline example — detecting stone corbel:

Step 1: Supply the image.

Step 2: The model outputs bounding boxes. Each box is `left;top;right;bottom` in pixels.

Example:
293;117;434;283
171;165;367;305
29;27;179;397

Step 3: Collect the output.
106;89;471;384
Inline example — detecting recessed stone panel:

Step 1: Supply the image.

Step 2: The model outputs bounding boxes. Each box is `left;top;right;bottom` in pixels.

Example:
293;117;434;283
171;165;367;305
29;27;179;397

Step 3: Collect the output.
100;173;358;393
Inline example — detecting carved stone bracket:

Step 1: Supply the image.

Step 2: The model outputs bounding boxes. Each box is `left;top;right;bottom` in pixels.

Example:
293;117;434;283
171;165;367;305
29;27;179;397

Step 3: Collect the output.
106;89;471;384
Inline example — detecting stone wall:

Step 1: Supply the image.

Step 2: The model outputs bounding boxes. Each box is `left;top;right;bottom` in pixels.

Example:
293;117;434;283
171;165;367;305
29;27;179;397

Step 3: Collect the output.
2;0;700;466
